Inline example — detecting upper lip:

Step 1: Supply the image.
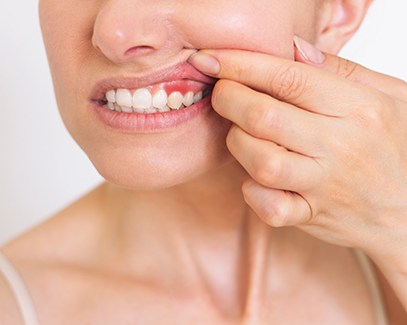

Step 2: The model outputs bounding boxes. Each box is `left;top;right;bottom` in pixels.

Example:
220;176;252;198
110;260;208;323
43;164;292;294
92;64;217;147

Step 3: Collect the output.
90;53;217;102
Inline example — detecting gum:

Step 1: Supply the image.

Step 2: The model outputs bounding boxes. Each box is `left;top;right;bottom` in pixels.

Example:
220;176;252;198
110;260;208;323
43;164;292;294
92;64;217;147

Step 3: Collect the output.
118;80;208;96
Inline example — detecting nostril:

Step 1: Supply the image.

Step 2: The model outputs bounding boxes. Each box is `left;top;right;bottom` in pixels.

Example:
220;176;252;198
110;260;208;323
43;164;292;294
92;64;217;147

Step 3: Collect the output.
125;45;155;58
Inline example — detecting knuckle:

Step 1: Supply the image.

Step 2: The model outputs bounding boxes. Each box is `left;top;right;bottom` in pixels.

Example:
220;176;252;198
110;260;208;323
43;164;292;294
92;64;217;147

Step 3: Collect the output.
331;134;354;161
245;106;266;134
335;58;360;80
241;180;290;228
245;102;279;135
252;153;283;187
267;202;290;228
260;102;283;130
231;60;254;82
272;63;308;101
352;93;391;130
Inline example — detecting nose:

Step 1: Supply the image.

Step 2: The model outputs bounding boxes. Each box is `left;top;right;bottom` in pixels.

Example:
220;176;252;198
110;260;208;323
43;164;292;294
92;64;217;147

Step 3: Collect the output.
92;0;178;64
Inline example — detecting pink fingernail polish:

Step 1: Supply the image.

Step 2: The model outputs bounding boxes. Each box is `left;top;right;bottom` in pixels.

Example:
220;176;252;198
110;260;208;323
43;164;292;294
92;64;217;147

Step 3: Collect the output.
293;36;325;64
188;52;221;75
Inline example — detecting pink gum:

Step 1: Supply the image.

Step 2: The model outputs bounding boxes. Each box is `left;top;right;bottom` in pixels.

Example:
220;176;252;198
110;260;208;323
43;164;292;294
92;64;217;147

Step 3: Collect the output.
139;80;208;96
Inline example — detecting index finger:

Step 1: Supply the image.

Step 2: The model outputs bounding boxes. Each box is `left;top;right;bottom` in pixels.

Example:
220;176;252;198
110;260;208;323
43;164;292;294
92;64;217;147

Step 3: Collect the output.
188;49;382;117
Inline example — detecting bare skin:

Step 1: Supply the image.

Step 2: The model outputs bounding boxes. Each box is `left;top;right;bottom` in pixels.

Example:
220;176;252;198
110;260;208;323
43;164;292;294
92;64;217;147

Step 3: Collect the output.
2;0;407;323
1;162;406;323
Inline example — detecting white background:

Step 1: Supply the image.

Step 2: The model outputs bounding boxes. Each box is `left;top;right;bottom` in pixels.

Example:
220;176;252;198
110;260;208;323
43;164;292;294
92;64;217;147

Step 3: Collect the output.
1;1;406;244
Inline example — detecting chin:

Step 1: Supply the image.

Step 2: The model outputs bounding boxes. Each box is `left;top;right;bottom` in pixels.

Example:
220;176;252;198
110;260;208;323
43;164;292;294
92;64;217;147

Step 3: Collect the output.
93;156;234;191
87;136;234;191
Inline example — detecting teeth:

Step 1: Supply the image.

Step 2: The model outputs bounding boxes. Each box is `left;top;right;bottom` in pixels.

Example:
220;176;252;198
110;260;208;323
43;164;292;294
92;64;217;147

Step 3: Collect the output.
116;89;132;107
158;105;171;113
114;103;122;112
183;91;194;107
106;90;116;103
133;106;145;114
193;91;203;103
145;107;159;114
121;106;134;113
167;91;184;110
104;87;210;114
107;102;115;110
152;90;168;110
133;88;152;110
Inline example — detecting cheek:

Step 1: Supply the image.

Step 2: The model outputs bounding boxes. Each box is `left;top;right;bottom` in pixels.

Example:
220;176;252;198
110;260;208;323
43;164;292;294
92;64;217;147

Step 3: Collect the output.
39;0;95;96
39;0;96;138
175;1;300;59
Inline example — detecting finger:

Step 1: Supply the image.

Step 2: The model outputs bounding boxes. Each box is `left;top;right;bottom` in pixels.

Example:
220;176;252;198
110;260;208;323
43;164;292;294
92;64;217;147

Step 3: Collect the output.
227;125;320;192
242;178;312;227
293;36;407;102
189;49;380;117
213;78;331;156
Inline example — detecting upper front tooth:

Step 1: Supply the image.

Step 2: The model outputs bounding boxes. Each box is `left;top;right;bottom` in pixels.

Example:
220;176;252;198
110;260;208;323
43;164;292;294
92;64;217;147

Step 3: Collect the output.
116;89;132;107
183;91;194;107
152;89;168;109
167;91;184;110
133;88;152;109
106;90;116;103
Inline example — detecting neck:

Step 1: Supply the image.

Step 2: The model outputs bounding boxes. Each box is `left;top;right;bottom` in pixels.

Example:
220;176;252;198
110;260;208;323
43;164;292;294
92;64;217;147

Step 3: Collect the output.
96;161;317;317
103;160;251;242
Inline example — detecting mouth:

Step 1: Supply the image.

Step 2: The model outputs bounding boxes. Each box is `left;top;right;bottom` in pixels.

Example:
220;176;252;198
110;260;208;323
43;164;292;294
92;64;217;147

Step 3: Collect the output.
95;81;213;114
89;61;218;132
90;60;216;114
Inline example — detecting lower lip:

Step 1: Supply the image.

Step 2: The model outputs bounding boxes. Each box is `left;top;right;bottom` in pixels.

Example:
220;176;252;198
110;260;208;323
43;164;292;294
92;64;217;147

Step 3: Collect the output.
92;96;212;133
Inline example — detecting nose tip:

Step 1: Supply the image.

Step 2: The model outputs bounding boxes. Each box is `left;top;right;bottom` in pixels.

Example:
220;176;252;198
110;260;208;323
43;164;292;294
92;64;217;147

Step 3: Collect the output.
92;29;156;62
91;1;171;64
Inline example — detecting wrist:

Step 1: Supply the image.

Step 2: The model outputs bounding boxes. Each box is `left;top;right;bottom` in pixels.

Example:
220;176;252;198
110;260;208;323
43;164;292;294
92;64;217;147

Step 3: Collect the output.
361;208;407;275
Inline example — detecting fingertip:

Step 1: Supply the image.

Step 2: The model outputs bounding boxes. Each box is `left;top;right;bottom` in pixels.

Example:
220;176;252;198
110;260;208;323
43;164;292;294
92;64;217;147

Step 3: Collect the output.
293;35;326;65
188;51;221;76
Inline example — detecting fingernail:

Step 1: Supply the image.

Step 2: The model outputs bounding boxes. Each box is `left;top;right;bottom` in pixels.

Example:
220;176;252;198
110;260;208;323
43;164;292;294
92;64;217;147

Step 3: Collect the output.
188;52;221;75
293;36;325;64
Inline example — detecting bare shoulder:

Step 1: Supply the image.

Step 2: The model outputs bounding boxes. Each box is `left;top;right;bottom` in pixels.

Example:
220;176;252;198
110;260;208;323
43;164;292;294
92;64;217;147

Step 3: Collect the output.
0;184;108;323
2;183;106;263
373;263;407;324
0;262;23;325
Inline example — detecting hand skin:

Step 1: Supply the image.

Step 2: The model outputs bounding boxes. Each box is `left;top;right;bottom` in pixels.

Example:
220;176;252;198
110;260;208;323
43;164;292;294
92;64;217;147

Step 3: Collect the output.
189;41;407;311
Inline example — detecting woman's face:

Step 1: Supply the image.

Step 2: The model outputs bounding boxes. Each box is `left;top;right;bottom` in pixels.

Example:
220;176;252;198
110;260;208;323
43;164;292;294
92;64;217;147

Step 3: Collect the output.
39;0;326;189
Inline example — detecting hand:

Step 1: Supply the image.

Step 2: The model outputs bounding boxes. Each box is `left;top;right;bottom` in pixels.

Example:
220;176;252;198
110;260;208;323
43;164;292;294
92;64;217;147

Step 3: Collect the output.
189;37;407;265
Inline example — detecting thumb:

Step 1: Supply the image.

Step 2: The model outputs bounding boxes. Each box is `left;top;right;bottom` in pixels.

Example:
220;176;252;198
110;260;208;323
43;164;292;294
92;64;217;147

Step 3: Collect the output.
293;35;407;100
